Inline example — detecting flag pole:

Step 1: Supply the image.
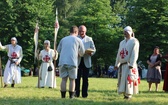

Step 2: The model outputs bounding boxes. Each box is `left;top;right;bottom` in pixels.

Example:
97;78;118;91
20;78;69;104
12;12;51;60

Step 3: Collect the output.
0;56;3;88
34;21;40;88
53;8;59;88
34;22;39;64
54;8;58;50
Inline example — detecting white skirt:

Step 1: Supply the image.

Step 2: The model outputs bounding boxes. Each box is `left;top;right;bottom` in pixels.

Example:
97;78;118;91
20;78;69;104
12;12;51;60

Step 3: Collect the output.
4;60;21;84
39;62;56;88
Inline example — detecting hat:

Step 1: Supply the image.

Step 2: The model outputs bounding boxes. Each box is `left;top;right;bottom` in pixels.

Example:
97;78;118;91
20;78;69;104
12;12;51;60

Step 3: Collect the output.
44;40;50;46
124;26;133;36
11;37;17;43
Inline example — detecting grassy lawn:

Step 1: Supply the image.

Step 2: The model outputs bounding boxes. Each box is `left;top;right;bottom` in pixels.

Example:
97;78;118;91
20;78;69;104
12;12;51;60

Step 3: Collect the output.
0;77;167;105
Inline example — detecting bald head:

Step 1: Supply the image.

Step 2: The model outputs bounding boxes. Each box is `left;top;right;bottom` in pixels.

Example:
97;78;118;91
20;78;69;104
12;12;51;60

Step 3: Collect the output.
79;25;87;38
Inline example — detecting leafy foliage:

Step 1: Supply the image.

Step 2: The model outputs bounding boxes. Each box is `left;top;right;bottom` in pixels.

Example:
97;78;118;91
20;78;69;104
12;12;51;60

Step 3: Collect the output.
0;0;54;68
0;0;168;69
69;0;122;66
126;0;168;62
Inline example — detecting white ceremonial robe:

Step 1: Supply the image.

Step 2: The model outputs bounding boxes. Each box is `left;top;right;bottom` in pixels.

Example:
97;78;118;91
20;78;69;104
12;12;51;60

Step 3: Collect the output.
39;49;58;88
115;37;139;96
0;44;23;84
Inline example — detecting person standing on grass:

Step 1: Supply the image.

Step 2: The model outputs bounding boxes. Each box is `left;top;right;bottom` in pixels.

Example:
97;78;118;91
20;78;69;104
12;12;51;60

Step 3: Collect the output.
114;26;140;100
57;26;85;98
163;54;168;92
147;46;162;91
38;40;58;88
0;37;23;88
75;25;96;98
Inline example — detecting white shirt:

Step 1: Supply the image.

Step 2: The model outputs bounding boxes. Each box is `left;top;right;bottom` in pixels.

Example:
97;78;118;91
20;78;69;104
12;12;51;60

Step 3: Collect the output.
57;35;85;67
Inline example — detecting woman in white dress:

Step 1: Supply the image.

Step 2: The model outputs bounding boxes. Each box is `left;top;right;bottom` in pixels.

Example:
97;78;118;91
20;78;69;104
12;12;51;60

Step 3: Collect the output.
0;37;23;88
38;40;58;88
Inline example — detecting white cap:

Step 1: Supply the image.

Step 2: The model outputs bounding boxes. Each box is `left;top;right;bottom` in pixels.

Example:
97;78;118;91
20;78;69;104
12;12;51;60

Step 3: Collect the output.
11;37;17;43
44;40;50;46
124;26;133;36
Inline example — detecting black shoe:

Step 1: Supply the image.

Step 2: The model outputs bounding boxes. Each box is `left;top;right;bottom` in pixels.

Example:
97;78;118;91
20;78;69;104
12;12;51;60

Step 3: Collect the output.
74;91;79;97
11;84;15;88
124;96;131;100
69;91;75;99
49;87;52;89
74;94;79;98
61;91;66;98
4;84;7;88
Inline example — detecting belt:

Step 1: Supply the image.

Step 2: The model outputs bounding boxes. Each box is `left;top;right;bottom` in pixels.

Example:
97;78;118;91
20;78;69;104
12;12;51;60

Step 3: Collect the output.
8;58;19;67
9;57;19;60
120;62;128;66
42;62;51;63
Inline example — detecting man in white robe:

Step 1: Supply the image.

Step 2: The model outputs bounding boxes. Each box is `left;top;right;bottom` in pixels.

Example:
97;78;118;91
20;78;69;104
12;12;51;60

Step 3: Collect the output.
38;40;58;88
115;26;140;99
0;37;23;88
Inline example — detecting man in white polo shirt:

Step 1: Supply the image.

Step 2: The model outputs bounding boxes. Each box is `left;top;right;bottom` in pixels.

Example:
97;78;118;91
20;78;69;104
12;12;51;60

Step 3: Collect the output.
57;26;85;98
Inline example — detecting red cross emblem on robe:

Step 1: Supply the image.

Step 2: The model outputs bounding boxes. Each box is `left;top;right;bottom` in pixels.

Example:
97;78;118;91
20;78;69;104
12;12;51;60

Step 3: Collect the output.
43;55;50;62
11;52;17;59
127;68;140;86
120;48;128;59
132;68;136;74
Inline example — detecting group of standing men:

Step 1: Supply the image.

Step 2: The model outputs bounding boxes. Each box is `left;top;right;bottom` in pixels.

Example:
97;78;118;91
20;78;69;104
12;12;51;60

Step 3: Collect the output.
57;25;96;98
0;25;140;100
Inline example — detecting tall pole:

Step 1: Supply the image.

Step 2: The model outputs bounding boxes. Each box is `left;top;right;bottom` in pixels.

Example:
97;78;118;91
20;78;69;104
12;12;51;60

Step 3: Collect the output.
53;8;59;88
54;8;59;50
34;22;40;88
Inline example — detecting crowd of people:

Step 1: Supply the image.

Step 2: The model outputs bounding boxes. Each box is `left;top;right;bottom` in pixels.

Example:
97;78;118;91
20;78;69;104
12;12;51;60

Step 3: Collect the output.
94;64;117;78
0;25;168;100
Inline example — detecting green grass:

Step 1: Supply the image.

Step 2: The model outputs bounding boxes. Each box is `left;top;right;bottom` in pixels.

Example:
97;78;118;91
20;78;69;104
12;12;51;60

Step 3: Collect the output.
0;77;168;105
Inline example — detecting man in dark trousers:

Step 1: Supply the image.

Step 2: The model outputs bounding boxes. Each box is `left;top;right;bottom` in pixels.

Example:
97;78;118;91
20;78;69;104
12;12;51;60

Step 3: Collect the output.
75;25;96;98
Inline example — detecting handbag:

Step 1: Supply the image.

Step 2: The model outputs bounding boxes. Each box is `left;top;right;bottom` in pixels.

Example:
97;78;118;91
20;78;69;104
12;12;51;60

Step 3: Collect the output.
48;66;53;71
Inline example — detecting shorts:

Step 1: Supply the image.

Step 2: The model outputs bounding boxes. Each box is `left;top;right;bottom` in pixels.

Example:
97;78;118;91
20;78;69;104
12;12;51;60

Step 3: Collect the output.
59;64;77;79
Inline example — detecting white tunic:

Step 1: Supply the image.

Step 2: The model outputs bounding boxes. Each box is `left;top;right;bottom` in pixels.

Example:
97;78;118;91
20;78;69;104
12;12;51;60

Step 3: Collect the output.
39;49;58;88
115;37;139;95
0;44;23;84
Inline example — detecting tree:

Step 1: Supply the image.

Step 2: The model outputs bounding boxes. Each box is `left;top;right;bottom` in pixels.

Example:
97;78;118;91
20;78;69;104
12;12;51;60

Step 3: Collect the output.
126;0;168;63
0;0;55;68
69;0;122;66
111;0;128;27
54;0;85;42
